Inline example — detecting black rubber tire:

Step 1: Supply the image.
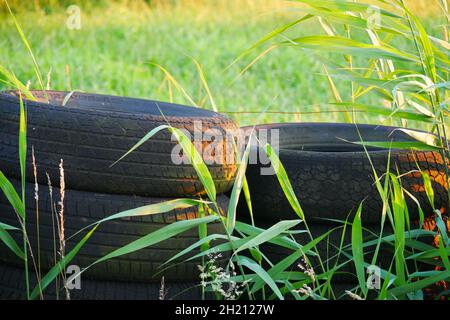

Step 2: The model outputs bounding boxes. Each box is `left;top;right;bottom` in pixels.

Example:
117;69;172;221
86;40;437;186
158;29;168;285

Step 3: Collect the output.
0;263;203;300
0;90;238;197
258;222;435;282
0;179;230;282
237;123;449;225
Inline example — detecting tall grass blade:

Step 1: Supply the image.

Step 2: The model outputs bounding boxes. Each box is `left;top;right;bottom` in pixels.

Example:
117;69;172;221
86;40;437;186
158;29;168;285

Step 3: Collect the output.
235;221;302;250
330;102;434;122
438;235;450;271
29;226;98;300
0;65;36;100
18;92;29;298
399;2;437;82
390;174;407;287
394;128;443;149
226;134;253;233
408;246;450;260
192;59;217;112
0;224;25;259
230;15;313;67
351;203;367;295
241;176;254;225
251;230;333;293
95;199;205;226
187;236;252;262
170;127;217;202
0;221;19;231
198;203;209;253
112;124;216;201
68;198;209;242
85;216;218;270
387;270;450;297
18;94;26;199
237;255;284;300
352;141;442;151
161;234;230;269
283;36;418;62
434;211;450;246
4;0;46;95
234;220;301;254
323;65;352;123
264;143;305;220
148;62;198;107
420;171;435;208
295;0;403;18
0;171;25;219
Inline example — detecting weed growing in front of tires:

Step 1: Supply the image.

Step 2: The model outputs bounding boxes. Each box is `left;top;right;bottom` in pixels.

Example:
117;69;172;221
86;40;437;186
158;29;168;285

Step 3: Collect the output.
198;253;247;300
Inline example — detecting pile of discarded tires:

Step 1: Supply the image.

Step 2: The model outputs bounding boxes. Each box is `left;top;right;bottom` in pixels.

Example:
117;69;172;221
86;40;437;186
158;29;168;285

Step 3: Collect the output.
236;123;449;296
0;91;448;300
0;91;238;300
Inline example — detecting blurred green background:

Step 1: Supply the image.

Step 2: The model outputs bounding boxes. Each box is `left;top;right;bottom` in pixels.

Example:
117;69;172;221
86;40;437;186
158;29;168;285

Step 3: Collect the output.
0;0;444;126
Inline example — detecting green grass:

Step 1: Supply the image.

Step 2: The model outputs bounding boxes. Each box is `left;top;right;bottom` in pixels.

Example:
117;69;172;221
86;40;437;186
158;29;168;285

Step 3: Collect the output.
0;0;444;127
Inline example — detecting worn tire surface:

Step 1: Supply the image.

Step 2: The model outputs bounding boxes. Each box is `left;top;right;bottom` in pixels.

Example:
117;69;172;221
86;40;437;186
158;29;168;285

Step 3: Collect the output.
0;263;202;300
0;90;238;197
0;180;230;282
237;123;449;224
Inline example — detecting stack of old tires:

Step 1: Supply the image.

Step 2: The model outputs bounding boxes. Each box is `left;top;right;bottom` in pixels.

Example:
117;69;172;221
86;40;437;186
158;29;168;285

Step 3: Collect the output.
236;123;449;297
1;90;448;300
0;90;238;300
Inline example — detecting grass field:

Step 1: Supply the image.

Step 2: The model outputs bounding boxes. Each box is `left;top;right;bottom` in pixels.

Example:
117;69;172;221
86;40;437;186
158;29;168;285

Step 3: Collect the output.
0;0;445;126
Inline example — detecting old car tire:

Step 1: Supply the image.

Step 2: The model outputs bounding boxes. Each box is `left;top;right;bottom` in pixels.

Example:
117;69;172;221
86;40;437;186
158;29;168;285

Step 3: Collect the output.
0;90;238;197
0;179;229;282
0;263;202;300
237;123;449;224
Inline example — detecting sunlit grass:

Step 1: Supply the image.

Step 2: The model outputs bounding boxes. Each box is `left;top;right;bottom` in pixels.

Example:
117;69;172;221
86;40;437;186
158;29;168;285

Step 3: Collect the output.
0;0;442;126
